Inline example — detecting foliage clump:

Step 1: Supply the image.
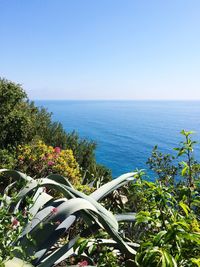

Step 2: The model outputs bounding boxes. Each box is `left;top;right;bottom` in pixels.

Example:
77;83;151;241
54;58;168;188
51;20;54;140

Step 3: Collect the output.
0;78;67;150
132;131;200;266
16;140;81;185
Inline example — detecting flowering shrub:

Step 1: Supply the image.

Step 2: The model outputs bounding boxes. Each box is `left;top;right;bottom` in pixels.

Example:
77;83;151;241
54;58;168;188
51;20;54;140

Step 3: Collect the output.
78;260;88;266
16;140;81;185
0;183;34;265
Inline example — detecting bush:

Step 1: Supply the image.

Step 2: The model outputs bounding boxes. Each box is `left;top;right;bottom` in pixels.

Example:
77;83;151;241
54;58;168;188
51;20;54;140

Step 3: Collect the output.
16;140;81;185
132;131;200;266
0;149;16;169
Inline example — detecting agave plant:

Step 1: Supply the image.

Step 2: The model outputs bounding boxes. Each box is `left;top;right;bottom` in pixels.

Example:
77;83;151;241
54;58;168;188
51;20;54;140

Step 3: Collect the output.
0;169;139;266
4;257;34;267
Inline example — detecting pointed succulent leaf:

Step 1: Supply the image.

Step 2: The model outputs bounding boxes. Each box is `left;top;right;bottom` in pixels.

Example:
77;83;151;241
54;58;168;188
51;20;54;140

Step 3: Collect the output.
115;213;136;222
90;172;137;201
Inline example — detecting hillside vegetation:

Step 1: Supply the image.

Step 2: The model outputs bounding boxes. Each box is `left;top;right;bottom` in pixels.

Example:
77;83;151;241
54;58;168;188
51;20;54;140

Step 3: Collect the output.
0;78;200;266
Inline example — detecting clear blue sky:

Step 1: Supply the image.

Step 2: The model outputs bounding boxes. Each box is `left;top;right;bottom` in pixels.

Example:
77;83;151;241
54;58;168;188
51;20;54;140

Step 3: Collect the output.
1;0;200;100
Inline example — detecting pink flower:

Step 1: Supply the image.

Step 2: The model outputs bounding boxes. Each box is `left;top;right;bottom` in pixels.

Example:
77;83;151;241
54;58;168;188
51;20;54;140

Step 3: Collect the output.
11;217;20;228
48;161;54;166
78;260;88;266
18;157;24;163
51;207;58;214
54;147;61;154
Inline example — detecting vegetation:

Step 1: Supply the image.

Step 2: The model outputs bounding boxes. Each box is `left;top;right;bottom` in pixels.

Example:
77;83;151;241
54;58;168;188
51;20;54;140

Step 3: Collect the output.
0;170;138;266
0;78;111;183
0;78;200;266
0;131;200;266
16;140;81;184
134;130;200;266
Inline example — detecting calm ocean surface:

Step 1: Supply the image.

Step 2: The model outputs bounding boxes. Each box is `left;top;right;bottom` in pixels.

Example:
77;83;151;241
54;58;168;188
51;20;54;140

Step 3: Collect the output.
35;101;200;178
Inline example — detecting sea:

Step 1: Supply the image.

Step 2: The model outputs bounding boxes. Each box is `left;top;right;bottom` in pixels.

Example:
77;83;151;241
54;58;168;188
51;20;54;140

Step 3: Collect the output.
35;101;200;179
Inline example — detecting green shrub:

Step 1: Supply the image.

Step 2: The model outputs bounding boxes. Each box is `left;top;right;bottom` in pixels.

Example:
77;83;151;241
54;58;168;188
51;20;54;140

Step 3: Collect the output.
0;78;67;150
133;131;200;266
0;149;16;169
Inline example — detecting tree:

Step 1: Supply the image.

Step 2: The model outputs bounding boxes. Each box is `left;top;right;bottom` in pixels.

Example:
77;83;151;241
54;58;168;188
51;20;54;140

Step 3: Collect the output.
0;78;112;183
0;78;30;149
0;78;67;150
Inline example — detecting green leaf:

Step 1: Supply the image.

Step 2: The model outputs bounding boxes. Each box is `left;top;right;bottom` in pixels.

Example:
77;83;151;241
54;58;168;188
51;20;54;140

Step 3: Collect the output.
179;201;190;217
78;239;89;255
153;231;167;245
191;258;200;267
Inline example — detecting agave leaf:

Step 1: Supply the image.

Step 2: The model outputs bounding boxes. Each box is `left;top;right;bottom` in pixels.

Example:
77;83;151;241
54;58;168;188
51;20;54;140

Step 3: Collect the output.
39;213;137;266
23;178;119;233
0;170;37;212
29;191;52;217
0;169;33;183
17;179;39;199
1;170;138;265
20;198;99;261
21;199;62;237
18;177;73;201
46;174;74;188
37;223;100;266
34;179;137;260
90;172;137;201
115;213;136;222
64;186;118;230
4;257;34;267
38;236;79;267
3;181;17;195
83;238;139;249
22;198;94;238
37;202;137;266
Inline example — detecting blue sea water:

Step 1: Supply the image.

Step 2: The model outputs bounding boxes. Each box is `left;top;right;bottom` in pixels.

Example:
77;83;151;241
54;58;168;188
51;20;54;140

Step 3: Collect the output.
35;101;200;178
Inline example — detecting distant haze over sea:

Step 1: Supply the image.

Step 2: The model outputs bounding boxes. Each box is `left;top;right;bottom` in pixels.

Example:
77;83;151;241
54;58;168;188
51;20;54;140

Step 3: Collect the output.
35;100;200;179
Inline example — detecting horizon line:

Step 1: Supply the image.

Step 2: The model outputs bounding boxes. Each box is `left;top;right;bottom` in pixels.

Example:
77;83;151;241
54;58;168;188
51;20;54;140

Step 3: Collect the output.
32;99;200;101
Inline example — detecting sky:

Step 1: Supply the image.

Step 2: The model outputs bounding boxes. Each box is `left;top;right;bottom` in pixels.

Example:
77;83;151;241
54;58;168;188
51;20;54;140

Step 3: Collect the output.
0;0;200;100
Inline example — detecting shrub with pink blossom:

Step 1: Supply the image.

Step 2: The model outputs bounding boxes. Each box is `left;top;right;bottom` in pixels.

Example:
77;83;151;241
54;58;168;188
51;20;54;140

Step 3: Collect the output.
16;140;81;185
0;181;34;264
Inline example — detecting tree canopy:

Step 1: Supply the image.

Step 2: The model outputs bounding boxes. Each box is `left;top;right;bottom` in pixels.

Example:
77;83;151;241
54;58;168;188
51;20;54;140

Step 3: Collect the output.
0;78;112;182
